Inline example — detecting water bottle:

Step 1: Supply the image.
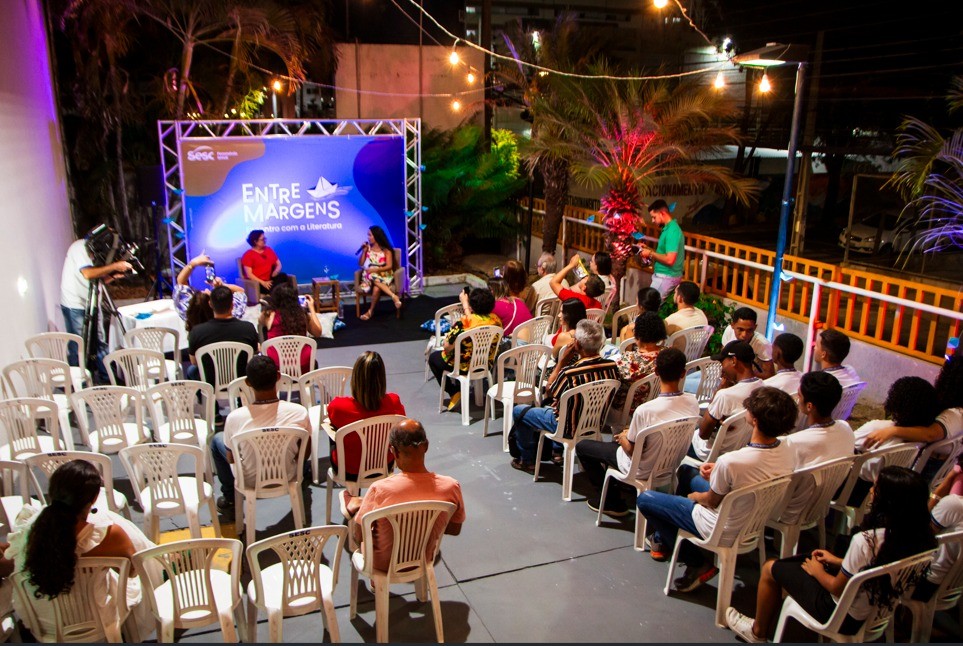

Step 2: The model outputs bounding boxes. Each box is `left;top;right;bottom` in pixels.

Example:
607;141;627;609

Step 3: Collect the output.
947;337;959;361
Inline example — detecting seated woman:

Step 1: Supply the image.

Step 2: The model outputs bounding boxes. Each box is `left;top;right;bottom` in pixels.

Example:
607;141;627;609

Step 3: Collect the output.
618;287;662;343
550;298;588;361
489;276;533;338
612;312;667;413
726;466;937;642
912;463;963;602
327;351;406;479
259;283;323;375
241;229;289;294
174;252;247;323
358;225;402;320
4;460;157;641
428;287;502;411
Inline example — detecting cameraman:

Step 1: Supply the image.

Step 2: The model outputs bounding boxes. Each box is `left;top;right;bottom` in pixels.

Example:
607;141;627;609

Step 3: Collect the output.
60;237;133;381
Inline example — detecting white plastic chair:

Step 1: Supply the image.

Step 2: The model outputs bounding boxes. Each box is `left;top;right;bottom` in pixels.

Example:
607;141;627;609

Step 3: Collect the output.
0;397;71;460
913;434;963;489
773;548;936;643
298;366;352;484
533;296;561;333
666;324;714;362
2;358;74;438
124;326;182;380
832;381;867;421
608;372;661;431
681;409;752;468
70;385;149;454
830;443;921;534
146;380;215;482
12;556;134;643
437;325;503;426
246;525;348;643
610;304;638;344
24;450;130;519
24;331;92;392
663;474;793;627
194;341;254;400
763;456;854;560
104;348;168;392
533;379;621;501
483;344;551;452
325;414;406;524
597;416;700;551
231;426;309;546
261;335;317;379
132;537;247;643
349;500;457;643
226;374;298;411
686;357;723;410
890;529;963;643
0;459;38;532
423;302;465;382
120;442;221;543
618;337;638;354
510;315;553;349
585;307;605;324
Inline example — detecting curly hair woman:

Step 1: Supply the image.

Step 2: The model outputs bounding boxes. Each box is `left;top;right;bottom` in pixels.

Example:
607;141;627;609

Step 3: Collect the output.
726;466;937;642
613;311;667;412
259;283;323;375
358;225;402;320
618;287;663;342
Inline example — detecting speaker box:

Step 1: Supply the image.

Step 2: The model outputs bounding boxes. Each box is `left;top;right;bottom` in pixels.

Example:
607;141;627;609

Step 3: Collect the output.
135;165;167;207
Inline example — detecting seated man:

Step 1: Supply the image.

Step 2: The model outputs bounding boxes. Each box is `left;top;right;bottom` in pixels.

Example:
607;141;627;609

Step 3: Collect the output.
720;307;774;379
186;285;259;388
783;371;855;468
550;254;604;311
637;387;797;583
576;347;700;517
173;252;247;320
664;281;708;336
343;418;466;572
815;329;861;388
509;319;619;472
763;332;804;397
210;355;310;516
692;340;764;461
529;252;568;305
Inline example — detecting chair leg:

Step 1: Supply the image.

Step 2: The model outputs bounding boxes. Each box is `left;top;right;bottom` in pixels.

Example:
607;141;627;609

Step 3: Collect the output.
218;607;239;643
158;618;175;643
374;577;390;643
325;478;334;524
311;428;320;485
910;603;935;643
482;395;491;437
773;599;793;642
501;398;512;453
321;589;341;643
427;566;445;643
533;433;546;482
460;379;470;427
663;536;686;596
290;484;305;529
562;443;576;501
350;568;359;619
597;474;611;526
268;608;283;643
186;506;202;539
246;597;258;643
246;499;257;545
780;527;800;560
415;574;428;602
147;513;159;544
715;551;737;628
234;490;244;539
208;496;222;538
635;503;648;551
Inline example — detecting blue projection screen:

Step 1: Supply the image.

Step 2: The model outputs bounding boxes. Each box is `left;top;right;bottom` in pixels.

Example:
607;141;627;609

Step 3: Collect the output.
179;136;406;290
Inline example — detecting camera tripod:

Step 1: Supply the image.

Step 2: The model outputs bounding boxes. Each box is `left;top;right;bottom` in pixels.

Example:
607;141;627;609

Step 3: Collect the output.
81;277;126;372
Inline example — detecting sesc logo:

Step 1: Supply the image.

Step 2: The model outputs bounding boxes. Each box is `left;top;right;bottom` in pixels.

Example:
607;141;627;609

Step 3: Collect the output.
187;146;216;162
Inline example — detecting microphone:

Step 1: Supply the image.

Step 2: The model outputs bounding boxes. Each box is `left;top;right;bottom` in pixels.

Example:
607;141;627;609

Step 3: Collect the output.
356;243;366;255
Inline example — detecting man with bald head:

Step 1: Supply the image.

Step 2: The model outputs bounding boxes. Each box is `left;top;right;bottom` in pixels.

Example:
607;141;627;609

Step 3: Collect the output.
343;418;466;571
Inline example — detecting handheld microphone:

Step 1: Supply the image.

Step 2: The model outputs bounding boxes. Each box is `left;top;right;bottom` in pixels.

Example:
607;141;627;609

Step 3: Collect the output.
356;243;366;255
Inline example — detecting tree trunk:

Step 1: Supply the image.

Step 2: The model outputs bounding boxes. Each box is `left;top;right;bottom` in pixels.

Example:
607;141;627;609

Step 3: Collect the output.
176;41;195;119
540;157;569;255
108;49;131;241
217;29;244;117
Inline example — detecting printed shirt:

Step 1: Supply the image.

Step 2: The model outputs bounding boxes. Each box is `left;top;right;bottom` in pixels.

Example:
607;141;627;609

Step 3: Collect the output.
440;313;503;373
612;348;660;413
173;284;247;321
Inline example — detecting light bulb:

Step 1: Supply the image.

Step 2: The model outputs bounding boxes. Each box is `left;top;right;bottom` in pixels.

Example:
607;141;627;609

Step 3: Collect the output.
713;71;725;90
451;99;462;112
759;73;771;93
272;80;282;92
653;0;669;8
449;50;460;65
466;72;476;84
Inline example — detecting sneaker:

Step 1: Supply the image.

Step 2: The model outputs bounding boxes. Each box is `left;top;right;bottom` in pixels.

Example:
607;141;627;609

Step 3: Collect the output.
585;496;630;518
446;392;461;411
725;607;765;643
673;564;720;593
647;537;668;562
216;496;234;511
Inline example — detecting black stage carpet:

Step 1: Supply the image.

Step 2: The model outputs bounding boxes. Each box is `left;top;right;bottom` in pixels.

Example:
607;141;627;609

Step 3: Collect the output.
315;294;457;349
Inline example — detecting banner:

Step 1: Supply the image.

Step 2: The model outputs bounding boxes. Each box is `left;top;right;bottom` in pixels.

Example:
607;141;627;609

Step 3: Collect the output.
179;136;406;291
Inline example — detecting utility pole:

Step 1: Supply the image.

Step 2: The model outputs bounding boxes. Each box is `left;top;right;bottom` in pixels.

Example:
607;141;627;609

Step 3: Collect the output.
482;0;492;146
790;30;823;255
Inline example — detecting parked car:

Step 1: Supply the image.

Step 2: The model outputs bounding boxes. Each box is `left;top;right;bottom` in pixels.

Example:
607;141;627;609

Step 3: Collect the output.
838;212;916;254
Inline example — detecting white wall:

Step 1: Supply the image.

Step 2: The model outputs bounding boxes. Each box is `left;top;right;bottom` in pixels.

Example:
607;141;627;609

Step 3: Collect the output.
0;0;75;366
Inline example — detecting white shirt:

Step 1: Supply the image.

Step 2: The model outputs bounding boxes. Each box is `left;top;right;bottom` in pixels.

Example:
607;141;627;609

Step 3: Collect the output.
764;369;802;397
824;364;861;389
691;440;794;544
929;494;963;584
692;378;764;460
938;407;963;440
784;420;855;468
620;392;700;479
223;400;310;486
531;274;567;303
853;419;906;481
664;307;709;336
720;326;772;362
60;239;94;309
840;528;886;620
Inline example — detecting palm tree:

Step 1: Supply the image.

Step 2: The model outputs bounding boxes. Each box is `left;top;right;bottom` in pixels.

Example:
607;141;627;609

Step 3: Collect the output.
528;66;759;305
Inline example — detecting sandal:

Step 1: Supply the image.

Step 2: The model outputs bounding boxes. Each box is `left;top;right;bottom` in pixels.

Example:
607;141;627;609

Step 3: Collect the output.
511;459;535;473
359;311;372;321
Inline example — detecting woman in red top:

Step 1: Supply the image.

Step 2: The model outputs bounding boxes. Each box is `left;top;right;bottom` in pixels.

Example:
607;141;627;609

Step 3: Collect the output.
326;351;406;479
241;229;289;294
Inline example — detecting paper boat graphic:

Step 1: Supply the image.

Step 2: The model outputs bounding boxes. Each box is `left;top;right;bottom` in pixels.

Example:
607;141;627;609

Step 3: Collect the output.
307;176;351;199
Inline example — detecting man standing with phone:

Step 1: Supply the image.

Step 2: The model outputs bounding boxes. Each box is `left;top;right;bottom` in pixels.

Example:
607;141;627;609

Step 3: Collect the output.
639;199;686;299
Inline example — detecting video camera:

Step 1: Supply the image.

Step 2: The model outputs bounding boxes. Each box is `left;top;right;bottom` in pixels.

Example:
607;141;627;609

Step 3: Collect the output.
84;224;145;275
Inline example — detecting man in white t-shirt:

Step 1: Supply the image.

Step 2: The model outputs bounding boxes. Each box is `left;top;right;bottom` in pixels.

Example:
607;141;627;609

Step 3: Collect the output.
784;371;855;467
529;252;568;304
575;347;699;517
814;329;861;388
763;333;804;397
210;355;310;515
691;340;764;461
720;307;774;379
637;386;796;586
60;236;133;379
664;281;708;336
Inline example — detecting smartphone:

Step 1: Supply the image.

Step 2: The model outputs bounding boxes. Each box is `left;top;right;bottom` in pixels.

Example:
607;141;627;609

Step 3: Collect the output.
493;266;503;278
463;286;471;296
298;294;308;308
204;264;216;284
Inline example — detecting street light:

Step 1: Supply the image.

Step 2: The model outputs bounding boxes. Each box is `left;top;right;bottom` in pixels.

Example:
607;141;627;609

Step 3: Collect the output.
732;42;809;339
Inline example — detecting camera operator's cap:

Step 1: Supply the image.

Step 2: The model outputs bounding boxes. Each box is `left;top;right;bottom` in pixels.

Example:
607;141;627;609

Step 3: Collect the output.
711;340;756;364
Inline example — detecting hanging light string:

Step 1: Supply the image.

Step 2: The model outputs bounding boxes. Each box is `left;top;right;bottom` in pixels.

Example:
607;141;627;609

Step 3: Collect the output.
667;0;717;49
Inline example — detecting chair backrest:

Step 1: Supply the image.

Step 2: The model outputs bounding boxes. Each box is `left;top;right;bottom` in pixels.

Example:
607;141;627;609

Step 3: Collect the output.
554;379;620;441
0;459;35;526
686;357;723;408
833;381;867;421
666;325;715;362
533;297;560;321
124;326;180;358
705;409;752;463
12;556;130;643
704;475;792;549
298;366;351;415
226;374;298;411
146;380;215;446
630;416;701;488
194;341;254;396
69;385;146;451
246;525;348;615
913;434;963;488
356;500;457;578
133;538;243;630
0;397;66;459
2;358;73;401
105;348;168;390
610;305;638;344
24;450;119;508
930;529;963;610
333;415;407;487
836;443;922;513
428;303;465;349
24;332;83;366
261;335;317;378
612;372;661;430
492;345;551;402
776;456;855;527
618;337;637;354
231;426;310;494
119;443;207;512
451;325;503;379
511;315;553;348
585;308;605;324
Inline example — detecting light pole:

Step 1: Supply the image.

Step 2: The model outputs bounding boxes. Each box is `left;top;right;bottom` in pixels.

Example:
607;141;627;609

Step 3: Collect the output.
733;43;809;339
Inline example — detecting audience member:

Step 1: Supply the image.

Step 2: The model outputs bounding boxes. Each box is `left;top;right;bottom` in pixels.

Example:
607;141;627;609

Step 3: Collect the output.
509;320;619;472
815;329;861;387
764;332;804;396
428;287;502;411
576;348;699;518
489;276;533;337
692;340;764;461
550;254;604;310
591;251;614;293
174;252;247;321
550;298;587;361
327;351;406;480
530;252;567;304
211;355;311;516
664;281;708;336
721;308;774;378
783;371;855;468
618;287;663;343
343;419;466;572
725;466;937;642
260;283;322;374
912;464;963;602
502;259;537;314
186;285;259;390
612;312;667;414
637;387;797;583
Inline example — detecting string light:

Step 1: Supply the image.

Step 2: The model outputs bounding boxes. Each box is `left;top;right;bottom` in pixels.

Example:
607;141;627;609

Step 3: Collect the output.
466;72;476;84
759;73;772;93
272;79;282;92
713;71;725;89
450;99;462;112
448;49;461;65
653;0;669;8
